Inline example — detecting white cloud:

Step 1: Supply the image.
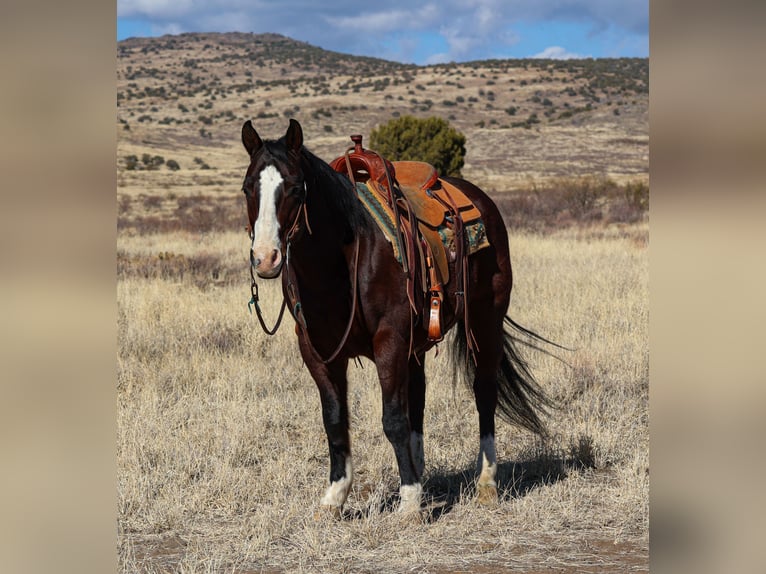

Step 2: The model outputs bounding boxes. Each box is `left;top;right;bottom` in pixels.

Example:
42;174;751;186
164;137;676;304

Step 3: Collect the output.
117;0;646;63
152;22;184;36
530;46;590;60
328;4;440;33
424;52;451;65
118;0;196;19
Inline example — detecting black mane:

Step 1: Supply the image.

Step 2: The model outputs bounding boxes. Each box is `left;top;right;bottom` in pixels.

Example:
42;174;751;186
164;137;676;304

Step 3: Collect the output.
264;137;371;236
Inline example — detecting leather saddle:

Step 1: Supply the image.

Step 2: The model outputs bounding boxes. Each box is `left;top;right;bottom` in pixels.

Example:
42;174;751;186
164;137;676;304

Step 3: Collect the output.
329;134;486;343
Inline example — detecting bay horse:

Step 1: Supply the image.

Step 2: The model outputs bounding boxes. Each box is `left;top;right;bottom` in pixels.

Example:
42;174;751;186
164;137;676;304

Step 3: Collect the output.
240;119;553;515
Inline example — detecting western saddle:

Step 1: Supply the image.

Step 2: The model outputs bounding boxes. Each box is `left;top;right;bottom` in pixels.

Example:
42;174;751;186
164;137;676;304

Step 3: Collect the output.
329;134;485;346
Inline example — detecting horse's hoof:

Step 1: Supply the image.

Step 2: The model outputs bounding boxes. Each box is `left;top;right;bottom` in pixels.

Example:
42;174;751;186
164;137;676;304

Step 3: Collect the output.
394;507;425;525
313;505;342;521
476;483;498;507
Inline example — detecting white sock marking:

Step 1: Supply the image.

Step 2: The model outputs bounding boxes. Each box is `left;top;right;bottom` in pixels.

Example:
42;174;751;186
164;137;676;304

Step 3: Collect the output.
477;435;497;487
398;483;422;513
320;458;353;508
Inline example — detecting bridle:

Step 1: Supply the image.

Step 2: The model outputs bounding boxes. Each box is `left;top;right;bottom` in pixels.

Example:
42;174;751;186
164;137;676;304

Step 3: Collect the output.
247;175;361;364
247;181;308;335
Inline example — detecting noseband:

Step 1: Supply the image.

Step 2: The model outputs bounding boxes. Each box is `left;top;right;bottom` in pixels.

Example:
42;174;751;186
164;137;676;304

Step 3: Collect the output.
248;180;361;364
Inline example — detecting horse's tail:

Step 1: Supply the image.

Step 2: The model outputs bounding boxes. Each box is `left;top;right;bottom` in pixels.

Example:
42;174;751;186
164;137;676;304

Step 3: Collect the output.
451;316;560;438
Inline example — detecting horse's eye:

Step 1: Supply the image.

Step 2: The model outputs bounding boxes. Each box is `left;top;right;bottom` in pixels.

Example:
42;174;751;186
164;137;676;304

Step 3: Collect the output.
243;176;256;196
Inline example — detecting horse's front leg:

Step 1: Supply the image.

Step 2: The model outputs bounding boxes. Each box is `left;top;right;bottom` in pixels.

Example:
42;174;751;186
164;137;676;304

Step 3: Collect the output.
373;327;422;514
408;355;426;479
298;334;352;517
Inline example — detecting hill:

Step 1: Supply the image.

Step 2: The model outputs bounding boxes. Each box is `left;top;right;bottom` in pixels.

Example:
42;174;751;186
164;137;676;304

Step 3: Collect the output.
117;32;648;229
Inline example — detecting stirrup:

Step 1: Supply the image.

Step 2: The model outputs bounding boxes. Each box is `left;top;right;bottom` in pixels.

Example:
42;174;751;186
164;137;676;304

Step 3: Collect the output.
427;292;443;342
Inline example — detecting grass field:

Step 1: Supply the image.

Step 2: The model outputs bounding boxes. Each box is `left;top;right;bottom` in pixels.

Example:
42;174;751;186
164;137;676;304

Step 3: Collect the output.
117;218;648;573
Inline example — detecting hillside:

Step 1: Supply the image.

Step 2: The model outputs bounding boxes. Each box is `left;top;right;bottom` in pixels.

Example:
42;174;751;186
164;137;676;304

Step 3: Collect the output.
117;32;647;197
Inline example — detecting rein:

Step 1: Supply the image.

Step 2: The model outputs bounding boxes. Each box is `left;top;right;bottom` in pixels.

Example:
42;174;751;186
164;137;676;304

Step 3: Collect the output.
248;266;287;335
292;236;360;364
248;181;361;364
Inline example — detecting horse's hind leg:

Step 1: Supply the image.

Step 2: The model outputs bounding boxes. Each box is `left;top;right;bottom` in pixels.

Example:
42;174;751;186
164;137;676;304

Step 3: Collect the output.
471;327;502;506
468;262;512;505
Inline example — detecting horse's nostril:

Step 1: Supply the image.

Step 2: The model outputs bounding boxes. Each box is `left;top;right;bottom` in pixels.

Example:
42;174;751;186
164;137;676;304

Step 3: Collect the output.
253;256;261;267
270;249;279;264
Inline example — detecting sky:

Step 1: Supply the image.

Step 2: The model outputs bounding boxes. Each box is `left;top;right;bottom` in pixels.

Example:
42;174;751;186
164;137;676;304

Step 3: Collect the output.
117;1;648;65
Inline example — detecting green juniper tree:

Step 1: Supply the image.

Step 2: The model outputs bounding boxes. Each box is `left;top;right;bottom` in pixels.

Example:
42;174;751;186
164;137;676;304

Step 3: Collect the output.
369;115;466;177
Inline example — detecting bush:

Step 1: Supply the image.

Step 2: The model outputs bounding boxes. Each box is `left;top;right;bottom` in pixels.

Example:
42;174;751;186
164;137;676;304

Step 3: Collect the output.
141;154;165;170
124;155;138;170
623;180;649;211
369;115;466;177
560;174;616;218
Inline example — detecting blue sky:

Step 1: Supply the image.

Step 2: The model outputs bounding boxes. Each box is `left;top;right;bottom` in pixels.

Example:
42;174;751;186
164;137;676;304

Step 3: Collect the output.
117;1;648;65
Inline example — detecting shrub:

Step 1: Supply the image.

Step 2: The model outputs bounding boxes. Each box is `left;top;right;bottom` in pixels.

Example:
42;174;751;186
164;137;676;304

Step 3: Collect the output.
141;154;165;170
124;155;139;170
560;174;616;218
624;180;649;211
369;115;466;177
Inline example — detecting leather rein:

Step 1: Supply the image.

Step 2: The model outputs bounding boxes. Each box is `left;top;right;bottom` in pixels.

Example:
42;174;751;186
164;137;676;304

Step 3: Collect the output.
248;182;361;364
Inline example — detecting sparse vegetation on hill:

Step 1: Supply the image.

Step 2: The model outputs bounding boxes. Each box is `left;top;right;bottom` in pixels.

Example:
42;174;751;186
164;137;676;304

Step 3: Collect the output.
117;32;648;192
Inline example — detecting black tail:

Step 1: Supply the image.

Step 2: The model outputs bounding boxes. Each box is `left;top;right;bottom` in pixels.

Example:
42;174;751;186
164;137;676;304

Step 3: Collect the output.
451;317;559;438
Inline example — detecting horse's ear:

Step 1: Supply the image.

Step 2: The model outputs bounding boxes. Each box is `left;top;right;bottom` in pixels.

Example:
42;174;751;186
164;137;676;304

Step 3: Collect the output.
242;120;263;156
285;119;303;153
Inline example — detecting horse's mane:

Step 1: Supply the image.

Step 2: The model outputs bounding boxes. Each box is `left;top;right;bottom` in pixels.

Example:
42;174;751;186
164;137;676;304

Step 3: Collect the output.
264;138;371;237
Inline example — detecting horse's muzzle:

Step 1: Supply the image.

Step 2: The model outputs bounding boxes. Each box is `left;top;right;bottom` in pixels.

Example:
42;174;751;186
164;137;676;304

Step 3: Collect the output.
251;248;283;279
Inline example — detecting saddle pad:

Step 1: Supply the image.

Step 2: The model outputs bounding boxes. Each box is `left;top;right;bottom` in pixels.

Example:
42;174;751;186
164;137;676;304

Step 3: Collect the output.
354;181;490;286
354;181;403;263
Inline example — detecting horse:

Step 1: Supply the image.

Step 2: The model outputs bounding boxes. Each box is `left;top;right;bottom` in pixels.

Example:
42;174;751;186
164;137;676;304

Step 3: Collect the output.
240;118;553;516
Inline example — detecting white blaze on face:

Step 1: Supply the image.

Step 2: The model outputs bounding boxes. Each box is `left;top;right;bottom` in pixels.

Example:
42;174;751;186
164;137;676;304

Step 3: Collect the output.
251;164;283;271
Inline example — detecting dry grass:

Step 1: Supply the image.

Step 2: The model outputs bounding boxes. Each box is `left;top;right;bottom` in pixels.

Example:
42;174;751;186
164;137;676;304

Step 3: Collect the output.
117;225;648;573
